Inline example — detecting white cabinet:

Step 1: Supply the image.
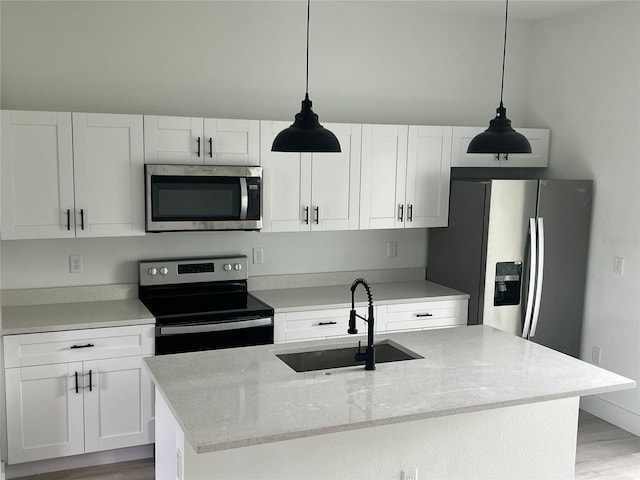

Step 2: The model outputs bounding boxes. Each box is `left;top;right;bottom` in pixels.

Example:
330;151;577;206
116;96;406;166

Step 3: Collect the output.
4;325;154;464
1;110;145;240
360;124;452;230
274;307;369;344
144;115;260;165
260;121;361;232
377;299;468;333
451;127;550;168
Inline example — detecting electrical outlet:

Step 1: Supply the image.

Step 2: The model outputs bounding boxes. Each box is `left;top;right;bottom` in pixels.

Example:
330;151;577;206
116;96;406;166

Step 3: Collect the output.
614;257;624;275
592;346;602;365
69;255;83;273
253;247;264;265
401;468;418;480
387;241;398;257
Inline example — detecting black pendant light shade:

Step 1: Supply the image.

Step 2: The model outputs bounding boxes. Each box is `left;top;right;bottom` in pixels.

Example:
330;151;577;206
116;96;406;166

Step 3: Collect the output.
467;103;532;154
271;94;341;152
467;0;531;155
272;0;341;153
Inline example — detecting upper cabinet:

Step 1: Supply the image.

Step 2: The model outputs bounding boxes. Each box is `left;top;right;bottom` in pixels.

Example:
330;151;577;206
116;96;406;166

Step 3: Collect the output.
144;116;260;166
451;127;550;168
360;124;452;230
1;111;145;240
260;121;361;232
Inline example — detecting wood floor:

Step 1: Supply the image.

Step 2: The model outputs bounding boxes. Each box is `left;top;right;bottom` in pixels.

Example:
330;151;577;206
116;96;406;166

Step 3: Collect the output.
14;410;640;479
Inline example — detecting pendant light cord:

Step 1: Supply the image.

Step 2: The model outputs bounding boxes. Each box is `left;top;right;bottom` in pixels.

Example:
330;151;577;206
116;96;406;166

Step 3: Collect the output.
305;0;310;97
499;0;509;107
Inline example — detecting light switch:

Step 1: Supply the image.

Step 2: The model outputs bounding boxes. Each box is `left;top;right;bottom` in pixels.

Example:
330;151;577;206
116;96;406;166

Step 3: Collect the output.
614;257;624;275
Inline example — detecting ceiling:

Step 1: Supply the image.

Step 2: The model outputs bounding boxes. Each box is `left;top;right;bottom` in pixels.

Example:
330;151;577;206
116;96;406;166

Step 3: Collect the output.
357;0;616;21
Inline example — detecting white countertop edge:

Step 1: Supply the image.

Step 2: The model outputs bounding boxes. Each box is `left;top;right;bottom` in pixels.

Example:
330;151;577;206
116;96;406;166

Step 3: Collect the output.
185;384;633;454
1;317;156;336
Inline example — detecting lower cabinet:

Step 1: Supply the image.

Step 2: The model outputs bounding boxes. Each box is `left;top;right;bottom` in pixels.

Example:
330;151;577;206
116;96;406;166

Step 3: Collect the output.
4;325;154;464
377;299;468;332
274;299;468;344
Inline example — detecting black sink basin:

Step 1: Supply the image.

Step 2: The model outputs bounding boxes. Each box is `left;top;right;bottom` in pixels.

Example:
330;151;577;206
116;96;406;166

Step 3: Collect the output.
276;340;422;372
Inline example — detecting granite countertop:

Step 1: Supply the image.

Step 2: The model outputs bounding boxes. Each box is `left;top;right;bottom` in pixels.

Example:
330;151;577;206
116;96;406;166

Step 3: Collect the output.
252;280;469;313
143;325;634;454
1;299;155;335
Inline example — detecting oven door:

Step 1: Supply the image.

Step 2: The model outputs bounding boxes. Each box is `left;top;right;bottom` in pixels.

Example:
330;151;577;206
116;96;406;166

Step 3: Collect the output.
155;317;274;355
145;164;262;232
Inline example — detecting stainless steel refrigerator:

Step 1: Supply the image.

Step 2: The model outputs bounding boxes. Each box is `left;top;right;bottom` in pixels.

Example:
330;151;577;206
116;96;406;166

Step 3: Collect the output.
427;179;592;357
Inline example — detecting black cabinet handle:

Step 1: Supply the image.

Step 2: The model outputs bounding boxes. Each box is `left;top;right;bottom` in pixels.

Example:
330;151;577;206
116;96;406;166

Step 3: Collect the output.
89;369;93;392
66;209;71;231
398;204;404;222
196;137;201;157
416;313;433;318
75;371;79;394
304;206;309;225
80;209;85;230
318;321;337;326
208;137;213;158
70;343;95;349
314;206;319;224
408;204;413;222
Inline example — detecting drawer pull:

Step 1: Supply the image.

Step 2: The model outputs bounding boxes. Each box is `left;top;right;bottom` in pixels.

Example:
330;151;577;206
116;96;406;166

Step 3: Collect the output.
70;343;95;349
318;321;337;326
416;313;433;318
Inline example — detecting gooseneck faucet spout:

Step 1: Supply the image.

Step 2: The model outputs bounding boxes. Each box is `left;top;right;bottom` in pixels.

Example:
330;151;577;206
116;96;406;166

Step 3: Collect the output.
347;278;376;370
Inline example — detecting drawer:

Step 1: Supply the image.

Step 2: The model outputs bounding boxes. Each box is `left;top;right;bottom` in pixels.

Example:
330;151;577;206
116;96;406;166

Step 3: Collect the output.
282;307;368;343
382;300;467;332
4;325;155;368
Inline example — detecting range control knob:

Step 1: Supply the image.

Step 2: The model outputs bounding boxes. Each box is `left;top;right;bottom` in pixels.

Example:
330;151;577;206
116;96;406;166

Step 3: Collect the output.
223;263;232;272
234;263;242;271
148;268;158;276
159;267;169;275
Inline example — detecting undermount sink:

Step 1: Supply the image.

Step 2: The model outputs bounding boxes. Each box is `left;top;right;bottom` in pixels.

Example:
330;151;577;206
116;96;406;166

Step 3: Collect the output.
276;340;423;373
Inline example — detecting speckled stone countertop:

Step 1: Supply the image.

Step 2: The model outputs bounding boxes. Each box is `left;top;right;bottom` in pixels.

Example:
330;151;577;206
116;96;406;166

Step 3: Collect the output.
1;299;155;335
252;280;469;313
143;325;634;454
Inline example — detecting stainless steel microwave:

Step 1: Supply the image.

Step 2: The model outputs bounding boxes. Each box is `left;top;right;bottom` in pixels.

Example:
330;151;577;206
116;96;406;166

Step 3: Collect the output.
145;164;262;232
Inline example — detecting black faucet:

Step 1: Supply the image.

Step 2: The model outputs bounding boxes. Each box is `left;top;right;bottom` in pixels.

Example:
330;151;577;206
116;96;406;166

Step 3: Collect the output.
347;278;375;370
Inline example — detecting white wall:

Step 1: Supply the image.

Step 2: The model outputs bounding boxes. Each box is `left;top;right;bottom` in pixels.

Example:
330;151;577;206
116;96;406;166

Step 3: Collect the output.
527;1;640;434
0;1;535;290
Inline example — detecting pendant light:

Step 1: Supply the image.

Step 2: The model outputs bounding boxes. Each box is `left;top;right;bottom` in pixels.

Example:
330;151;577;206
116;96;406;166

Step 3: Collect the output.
272;0;341;153
467;0;531;154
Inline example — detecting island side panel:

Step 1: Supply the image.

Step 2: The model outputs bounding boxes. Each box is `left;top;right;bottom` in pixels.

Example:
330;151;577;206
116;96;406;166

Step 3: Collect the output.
179;397;579;480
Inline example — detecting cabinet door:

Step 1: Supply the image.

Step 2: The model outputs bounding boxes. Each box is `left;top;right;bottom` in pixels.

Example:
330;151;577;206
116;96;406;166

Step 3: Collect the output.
72;113;145;237
203;118;260;166
6;363;84;464
260;121;312;232
84;356;154;452
502;128;550;167
451;126;550;168
359;124;408;229
144;115;204;164
405;126;452;228
310;123;361;231
1;110;75;239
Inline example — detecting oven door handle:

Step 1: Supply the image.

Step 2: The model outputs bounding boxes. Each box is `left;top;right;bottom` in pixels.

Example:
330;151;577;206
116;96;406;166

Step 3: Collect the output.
156;317;273;336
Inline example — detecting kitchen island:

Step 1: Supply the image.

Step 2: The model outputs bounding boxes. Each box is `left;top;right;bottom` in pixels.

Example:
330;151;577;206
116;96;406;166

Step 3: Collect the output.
144;326;634;480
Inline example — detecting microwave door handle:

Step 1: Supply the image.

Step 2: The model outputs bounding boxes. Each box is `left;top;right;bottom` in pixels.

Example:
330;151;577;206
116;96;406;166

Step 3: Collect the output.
522;218;537;339
239;178;248;220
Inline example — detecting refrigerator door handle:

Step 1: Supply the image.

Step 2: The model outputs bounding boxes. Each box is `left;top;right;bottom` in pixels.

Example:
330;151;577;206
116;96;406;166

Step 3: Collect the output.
522;218;537;338
530;217;545;337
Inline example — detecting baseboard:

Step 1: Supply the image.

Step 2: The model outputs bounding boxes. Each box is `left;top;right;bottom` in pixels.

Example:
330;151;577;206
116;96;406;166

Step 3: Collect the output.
5;444;153;479
581;395;640;437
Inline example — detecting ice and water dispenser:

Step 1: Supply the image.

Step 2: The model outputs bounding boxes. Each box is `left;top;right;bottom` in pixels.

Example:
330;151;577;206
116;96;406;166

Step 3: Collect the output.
494;261;523;306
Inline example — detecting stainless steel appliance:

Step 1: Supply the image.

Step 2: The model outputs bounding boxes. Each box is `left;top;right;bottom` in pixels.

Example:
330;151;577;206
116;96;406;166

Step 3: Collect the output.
138;256;274;355
427;179;592;357
145;164;262;232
